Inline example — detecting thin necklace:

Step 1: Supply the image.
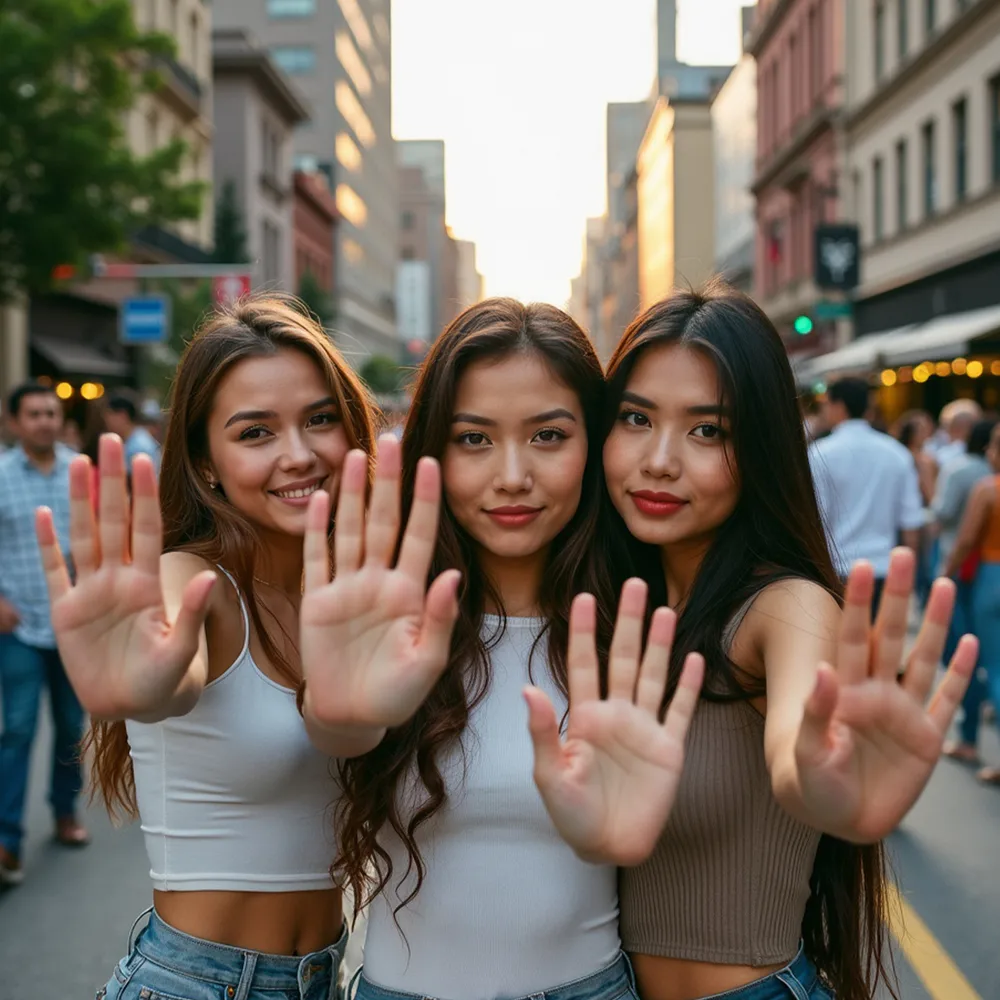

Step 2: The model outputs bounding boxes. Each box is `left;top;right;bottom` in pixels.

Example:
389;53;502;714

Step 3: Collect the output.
253;575;304;596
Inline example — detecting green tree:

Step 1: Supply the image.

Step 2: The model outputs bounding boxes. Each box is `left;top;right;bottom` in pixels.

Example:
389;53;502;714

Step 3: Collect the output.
212;180;249;264
360;354;404;395
297;269;334;328
0;0;205;300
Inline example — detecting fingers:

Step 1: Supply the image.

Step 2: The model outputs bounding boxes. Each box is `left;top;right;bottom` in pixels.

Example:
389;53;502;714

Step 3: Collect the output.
872;549;915;681
396;458;442;583
35;507;71;602
167;570;217;663
635;607;676;716
524;685;564;789
97;435;129;566
836;561;875;684
794;663;839;766
567;593;600;707
902;576;956;701
608;579;648;701
364;436;403;568
68;455;99;577
333;450;368;576
661;652;705;743
129;455;163;576
303;490;332;593
414;569;461;676
928;634;978;736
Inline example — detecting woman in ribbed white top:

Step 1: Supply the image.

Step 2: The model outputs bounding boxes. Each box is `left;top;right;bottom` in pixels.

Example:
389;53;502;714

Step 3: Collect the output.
298;299;703;1000
35;296;376;1000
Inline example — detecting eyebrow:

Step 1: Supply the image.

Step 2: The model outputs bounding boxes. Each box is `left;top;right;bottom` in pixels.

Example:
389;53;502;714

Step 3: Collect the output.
224;396;336;429
621;392;728;417
451;408;578;426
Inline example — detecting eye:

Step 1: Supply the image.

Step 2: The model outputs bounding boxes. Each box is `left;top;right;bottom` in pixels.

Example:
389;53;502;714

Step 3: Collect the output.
691;423;727;441
307;411;338;428
238;424;271;441
456;430;490;447
619;409;650;428
532;427;567;444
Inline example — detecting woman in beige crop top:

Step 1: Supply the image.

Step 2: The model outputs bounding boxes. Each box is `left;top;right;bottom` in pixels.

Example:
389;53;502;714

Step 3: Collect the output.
595;283;978;1000
36;296;377;1000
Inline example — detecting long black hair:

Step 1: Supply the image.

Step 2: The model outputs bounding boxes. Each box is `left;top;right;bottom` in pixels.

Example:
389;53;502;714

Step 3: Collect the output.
602;279;897;1000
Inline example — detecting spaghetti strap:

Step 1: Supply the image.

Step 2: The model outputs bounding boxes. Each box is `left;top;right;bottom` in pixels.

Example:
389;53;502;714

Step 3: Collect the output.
214;565;251;656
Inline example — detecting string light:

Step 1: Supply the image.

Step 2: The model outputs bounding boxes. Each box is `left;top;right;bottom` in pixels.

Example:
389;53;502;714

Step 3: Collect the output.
880;369;897;387
55;382;73;399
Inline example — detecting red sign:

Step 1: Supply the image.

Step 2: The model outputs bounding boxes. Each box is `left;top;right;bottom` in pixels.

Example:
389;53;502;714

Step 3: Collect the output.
213;274;251;306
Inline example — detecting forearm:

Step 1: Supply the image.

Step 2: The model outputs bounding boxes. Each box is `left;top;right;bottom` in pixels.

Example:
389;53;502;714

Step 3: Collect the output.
302;687;386;758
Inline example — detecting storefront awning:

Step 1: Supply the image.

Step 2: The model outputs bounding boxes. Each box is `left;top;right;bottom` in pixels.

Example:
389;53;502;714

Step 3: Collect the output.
31;335;131;377
796;323;919;382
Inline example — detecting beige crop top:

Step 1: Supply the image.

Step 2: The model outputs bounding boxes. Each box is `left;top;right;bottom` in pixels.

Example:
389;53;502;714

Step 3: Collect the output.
619;584;823;968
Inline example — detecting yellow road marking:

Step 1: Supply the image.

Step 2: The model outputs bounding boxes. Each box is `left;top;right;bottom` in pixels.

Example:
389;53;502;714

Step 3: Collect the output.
887;884;982;1000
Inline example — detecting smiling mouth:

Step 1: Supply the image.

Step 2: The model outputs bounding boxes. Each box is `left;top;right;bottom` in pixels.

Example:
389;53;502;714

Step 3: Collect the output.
271;480;325;500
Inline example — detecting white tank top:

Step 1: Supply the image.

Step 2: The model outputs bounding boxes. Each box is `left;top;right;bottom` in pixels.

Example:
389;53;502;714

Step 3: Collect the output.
363;616;620;1000
126;568;338;892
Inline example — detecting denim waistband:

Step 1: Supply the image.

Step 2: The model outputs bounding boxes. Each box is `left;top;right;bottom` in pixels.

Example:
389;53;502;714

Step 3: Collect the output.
135;909;348;991
692;944;822;1000
352;952;634;1000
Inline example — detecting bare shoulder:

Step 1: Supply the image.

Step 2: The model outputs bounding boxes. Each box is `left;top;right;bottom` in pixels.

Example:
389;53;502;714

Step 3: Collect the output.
747;577;841;647
159;552;220;605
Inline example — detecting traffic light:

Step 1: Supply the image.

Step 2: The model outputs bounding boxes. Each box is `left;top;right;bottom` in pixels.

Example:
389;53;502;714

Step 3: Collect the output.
793;314;814;336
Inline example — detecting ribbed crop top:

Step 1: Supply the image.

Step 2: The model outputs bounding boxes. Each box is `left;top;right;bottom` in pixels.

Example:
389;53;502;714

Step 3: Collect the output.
126;568;338;892
619;585;822;967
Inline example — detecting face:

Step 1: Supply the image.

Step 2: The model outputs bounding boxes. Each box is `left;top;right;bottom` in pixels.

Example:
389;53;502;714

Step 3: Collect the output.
204;348;350;537
603;342;739;550
13;391;63;452
441;352;588;563
104;408;131;438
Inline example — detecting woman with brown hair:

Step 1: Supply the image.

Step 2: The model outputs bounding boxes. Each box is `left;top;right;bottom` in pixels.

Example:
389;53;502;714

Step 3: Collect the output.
597;282;977;1000
298;298;703;1000
35;295;376;1000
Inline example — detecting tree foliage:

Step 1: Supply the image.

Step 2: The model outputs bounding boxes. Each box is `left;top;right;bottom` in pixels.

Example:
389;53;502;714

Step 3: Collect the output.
0;0;205;300
360;354;405;396
211;180;249;264
298;269;335;328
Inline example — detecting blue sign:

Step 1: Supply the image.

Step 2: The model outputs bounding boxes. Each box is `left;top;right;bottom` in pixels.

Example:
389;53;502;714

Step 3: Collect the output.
120;295;170;344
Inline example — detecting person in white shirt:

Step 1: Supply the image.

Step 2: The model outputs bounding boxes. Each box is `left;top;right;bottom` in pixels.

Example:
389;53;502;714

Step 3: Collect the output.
809;377;925;614
926;399;983;469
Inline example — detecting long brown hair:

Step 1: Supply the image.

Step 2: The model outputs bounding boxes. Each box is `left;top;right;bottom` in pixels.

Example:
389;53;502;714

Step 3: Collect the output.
88;293;377;820
335;298;614;920
603;280;897;1000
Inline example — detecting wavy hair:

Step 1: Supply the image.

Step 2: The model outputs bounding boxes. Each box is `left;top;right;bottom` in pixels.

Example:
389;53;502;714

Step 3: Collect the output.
87;293;377;820
335;298;614;920
602;279;897;1000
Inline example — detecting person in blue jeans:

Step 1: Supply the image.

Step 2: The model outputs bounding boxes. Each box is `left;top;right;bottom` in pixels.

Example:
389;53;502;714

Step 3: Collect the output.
0;381;87;886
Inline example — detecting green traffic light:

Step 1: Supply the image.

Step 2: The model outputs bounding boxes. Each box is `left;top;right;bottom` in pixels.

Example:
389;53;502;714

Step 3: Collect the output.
793;315;814;335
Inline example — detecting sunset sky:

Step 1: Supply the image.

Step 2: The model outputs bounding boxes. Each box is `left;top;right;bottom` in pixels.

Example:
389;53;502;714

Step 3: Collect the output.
392;0;749;306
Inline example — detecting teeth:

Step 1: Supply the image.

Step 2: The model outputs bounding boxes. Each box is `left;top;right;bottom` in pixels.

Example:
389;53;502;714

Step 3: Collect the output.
275;483;321;499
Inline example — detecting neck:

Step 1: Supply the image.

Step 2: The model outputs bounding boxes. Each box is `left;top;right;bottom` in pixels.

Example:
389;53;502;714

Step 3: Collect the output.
478;547;547;618
254;532;305;594
660;536;713;609
22;443;56;468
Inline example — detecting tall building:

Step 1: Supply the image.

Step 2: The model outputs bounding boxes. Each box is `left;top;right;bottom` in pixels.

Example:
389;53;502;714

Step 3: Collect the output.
658;0;733;99
398;165;436;344
213;0;399;359
454;239;485;311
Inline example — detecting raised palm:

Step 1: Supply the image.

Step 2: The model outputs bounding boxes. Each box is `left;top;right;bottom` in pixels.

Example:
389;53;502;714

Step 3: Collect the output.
300;436;460;731
794;550;978;842
526;580;704;866
35;435;216;720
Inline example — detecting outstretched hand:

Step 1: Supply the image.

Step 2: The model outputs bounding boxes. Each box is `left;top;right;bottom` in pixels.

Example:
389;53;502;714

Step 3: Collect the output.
793;549;978;842
526;579;704;866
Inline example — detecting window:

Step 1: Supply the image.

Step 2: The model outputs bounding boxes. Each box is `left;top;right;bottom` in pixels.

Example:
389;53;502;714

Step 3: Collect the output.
262;120;281;182
896;138;909;231
263;221;281;283
336;183;368;228
874;2;886;81
400;247;415;261
335;133;362;173
922;120;936;217
169;0;180;37
338;0;374;54
953;98;968;202
342;237;366;265
270;46;316;75
335;30;372;97
992;76;1000;185
873;157;885;241
809;6;821;103
189;12;199;76
268;0;316;15
401;211;414;230
924;0;935;37
897;0;908;61
335;80;375;146
789;33;798;122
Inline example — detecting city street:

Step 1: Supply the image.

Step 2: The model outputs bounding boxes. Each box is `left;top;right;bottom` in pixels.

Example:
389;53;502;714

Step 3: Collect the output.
0;702;997;999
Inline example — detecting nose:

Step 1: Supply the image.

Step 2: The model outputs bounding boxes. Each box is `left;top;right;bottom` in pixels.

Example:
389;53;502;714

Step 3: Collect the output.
494;442;532;493
278;428;316;471
643;430;681;479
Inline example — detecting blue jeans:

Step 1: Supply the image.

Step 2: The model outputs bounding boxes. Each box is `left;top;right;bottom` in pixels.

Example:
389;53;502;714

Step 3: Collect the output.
98;909;348;1000
943;580;987;745
971;562;1000;744
0;632;84;855
350;953;638;1000
676;946;832;999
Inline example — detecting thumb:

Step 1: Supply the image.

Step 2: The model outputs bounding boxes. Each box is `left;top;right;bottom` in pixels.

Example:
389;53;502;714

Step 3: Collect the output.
795;663;839;768
168;571;217;661
524;685;564;792
414;569;461;676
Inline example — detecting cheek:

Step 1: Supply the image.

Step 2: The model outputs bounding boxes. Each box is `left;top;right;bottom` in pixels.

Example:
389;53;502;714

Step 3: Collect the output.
697;448;739;508
602;429;632;494
441;450;483;515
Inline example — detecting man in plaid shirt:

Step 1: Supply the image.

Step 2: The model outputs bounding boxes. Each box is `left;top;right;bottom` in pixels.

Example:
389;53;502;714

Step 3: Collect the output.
0;382;88;887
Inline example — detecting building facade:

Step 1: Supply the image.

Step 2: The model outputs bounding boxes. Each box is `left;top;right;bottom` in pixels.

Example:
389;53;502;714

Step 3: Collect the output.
658;0;733;99
454;239;485;311
213;29;309;293
294;170;338;296
213;0;399;358
750;0;845;346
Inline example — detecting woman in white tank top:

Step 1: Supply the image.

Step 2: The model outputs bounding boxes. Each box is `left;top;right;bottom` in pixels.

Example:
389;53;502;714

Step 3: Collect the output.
35;296;377;1000
296;299;703;1000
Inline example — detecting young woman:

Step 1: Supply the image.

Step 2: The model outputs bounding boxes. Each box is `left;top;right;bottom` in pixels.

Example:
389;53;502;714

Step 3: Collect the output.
297;298;703;1000
35;296;376;1000
597;282;977;1000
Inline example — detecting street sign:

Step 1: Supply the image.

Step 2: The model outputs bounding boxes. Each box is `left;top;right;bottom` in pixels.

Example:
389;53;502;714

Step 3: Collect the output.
815;300;853;319
213;273;251;306
120;295;170;344
815;225;860;290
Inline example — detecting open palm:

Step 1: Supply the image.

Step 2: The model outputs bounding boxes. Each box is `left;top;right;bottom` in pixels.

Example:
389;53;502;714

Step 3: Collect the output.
526;580;703;866
794;550;978;842
300;436;460;732
36;435;216;720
